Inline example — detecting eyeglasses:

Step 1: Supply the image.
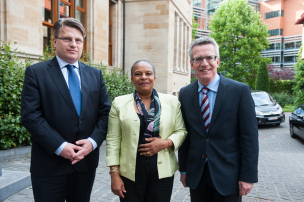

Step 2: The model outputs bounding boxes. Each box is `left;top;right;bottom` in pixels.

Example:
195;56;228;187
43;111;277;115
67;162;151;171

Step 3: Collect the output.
191;55;217;64
55;37;84;44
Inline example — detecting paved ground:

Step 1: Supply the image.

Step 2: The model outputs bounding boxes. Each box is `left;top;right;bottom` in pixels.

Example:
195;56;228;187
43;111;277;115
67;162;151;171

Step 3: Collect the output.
2;112;304;202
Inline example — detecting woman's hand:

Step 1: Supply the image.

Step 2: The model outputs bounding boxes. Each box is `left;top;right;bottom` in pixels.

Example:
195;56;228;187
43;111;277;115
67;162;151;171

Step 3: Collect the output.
138;138;169;156
111;172;126;198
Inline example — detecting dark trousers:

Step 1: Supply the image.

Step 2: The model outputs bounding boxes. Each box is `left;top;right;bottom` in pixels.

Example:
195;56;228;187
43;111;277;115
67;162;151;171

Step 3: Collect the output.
190;162;241;202
31;169;96;202
120;158;174;202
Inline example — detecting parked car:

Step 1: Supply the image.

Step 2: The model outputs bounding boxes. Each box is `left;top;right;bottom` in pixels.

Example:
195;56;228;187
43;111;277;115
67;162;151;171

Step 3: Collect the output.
251;90;285;125
289;105;304;139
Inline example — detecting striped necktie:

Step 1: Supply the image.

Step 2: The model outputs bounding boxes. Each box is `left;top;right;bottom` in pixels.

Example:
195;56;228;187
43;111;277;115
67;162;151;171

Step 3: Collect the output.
201;87;210;131
66;64;82;116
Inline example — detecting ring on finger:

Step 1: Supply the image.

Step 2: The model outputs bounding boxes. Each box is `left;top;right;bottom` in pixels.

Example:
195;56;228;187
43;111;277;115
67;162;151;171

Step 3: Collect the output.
147;151;151;155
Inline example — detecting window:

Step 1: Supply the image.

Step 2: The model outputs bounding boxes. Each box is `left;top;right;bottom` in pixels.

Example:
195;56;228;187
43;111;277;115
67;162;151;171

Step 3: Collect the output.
108;2;113;66
265;10;284;19
284;41;302;49
284;56;295;63
266;42;281;51
193;0;201;7
42;0;87;52
268;29;283;37
271;56;280;63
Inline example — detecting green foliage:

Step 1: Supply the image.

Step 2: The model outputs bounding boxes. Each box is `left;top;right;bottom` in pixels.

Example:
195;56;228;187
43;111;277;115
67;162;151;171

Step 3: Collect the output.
282;105;297;113
0;42;32;150
294;45;304;106
209;0;270;88
255;61;269;92
271;93;295;108
192;16;199;40
191;77;197;83
87;63;134;102
268;78;295;94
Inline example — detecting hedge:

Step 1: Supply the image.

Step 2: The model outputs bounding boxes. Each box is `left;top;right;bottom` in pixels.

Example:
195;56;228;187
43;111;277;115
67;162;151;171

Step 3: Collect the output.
268;78;295;95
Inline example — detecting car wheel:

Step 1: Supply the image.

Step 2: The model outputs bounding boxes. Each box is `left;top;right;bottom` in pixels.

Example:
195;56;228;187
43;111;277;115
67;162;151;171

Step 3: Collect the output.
290;124;297;138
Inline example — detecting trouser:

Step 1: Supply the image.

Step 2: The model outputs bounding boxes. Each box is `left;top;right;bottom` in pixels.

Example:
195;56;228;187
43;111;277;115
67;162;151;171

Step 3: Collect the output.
190;162;241;202
120;157;174;202
31;169;96;202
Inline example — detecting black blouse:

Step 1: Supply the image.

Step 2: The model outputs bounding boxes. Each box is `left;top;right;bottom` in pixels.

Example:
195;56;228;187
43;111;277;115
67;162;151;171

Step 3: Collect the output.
136;113;157;159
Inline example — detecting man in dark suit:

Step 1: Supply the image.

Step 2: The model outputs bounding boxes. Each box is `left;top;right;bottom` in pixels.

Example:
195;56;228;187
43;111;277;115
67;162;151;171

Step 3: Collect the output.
178;36;258;202
21;18;111;202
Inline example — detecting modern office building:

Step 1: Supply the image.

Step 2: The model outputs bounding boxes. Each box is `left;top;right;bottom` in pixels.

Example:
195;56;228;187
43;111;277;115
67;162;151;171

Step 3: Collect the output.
193;0;304;71
0;0;192;94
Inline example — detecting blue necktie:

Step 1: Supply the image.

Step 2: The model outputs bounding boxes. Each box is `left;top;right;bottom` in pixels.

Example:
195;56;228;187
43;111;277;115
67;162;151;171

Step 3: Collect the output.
66;64;81;116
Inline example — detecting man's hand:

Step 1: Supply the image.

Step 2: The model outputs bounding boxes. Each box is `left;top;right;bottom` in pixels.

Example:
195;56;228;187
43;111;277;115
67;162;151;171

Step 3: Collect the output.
72;139;93;164
59;143;82;161
180;173;187;187
238;181;253;196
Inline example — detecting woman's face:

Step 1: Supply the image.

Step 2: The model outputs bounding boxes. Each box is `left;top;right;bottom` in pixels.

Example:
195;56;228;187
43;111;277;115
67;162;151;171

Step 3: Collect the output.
131;62;156;95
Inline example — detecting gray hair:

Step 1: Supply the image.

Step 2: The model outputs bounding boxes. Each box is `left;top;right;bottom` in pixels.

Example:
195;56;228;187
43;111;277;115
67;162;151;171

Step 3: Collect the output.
53;18;86;39
188;36;220;59
131;60;155;77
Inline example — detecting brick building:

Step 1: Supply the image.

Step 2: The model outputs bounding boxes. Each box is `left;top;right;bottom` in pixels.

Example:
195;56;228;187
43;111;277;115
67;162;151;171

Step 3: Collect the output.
0;0;192;94
193;0;304;71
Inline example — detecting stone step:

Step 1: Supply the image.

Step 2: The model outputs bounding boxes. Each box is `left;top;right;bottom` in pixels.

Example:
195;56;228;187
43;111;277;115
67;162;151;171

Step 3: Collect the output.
0;170;31;201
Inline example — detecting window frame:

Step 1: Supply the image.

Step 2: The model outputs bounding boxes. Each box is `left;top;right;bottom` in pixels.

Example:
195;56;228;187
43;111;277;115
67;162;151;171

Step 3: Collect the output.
42;0;87;52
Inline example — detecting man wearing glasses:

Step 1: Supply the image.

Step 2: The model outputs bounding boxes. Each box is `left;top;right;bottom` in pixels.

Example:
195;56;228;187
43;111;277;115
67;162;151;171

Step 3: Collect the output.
178;36;258;202
21;18;111;202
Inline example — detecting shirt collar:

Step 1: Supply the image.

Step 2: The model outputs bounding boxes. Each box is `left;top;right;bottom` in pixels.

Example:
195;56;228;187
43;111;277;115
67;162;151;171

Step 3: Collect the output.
197;73;220;93
56;55;79;69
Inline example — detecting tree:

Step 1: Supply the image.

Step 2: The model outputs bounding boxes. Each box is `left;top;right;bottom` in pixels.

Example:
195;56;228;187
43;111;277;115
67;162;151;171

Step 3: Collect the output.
209;0;270;88
192;16;199;40
255;61;269;92
294;45;304;106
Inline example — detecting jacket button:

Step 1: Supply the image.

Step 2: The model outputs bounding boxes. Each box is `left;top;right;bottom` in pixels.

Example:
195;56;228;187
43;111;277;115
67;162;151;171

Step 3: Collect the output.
79;120;82;124
158;160;162;164
202;155;205;158
206;137;210;141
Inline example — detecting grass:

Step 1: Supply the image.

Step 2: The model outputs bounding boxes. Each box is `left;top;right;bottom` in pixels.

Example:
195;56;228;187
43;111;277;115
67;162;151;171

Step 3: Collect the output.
283;105;296;112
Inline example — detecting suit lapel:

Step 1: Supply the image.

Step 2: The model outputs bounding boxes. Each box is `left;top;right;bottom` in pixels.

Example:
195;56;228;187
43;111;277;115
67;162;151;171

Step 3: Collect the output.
209;75;229;132
190;81;206;134
79;62;89;117
47;57;79;118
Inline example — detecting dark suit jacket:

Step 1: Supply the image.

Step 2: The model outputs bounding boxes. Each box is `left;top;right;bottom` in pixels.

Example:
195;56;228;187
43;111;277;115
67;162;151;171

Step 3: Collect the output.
178;74;258;196
21;57;111;177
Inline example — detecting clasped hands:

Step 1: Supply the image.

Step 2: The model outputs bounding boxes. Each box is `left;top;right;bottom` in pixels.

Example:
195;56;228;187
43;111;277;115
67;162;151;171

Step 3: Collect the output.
138;137;171;156
59;139;93;164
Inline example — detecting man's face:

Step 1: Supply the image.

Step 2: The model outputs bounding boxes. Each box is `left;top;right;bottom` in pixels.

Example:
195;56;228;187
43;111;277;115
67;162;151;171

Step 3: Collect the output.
53;26;84;64
190;44;220;86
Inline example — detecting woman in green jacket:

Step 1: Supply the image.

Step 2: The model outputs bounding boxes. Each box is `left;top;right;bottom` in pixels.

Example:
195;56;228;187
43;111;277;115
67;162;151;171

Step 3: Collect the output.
106;60;187;202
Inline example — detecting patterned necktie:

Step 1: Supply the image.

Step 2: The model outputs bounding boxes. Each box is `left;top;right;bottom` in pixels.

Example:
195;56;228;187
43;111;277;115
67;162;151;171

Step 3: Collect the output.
66;64;81;116
201;87;210;131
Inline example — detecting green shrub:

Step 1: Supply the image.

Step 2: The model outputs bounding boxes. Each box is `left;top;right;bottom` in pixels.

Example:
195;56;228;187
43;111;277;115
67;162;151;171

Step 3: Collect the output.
255;61;269;92
294;45;304;106
0;42;32;150
89;63;134;102
271;93;295;108
268;79;295;95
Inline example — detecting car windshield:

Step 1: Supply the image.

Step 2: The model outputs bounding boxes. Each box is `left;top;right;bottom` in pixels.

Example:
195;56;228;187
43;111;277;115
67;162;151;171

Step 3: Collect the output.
252;93;275;106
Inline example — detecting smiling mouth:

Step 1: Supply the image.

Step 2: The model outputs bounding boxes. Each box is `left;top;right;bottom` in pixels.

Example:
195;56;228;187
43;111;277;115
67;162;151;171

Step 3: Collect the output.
200;69;210;72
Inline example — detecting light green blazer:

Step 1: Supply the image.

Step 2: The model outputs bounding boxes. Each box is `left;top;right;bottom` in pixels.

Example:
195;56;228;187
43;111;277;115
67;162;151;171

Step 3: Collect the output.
106;93;187;181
